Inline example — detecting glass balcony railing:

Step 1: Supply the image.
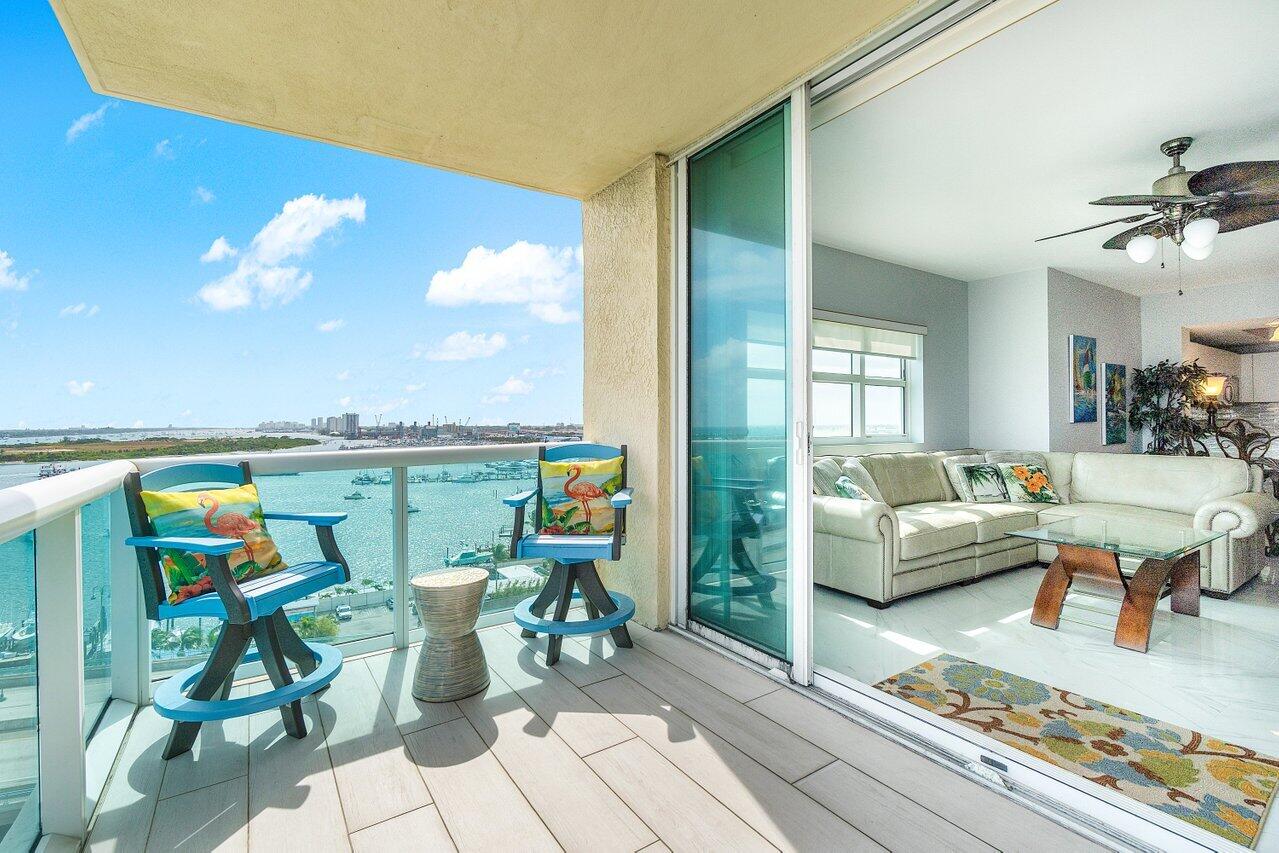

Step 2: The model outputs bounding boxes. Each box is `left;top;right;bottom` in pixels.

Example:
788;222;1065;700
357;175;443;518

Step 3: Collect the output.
81;495;112;739
406;460;544;626
0;442;550;848
0;530;38;850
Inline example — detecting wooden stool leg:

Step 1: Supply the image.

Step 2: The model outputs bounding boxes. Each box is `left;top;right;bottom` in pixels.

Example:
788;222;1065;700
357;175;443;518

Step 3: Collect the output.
164;622;252;760
522;563;568;638
252;616;306;739
575;561;632;649
545;567;577;666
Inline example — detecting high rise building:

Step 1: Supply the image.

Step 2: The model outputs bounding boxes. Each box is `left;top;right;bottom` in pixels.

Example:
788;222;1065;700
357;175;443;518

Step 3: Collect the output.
326;416;341;434
342;412;359;438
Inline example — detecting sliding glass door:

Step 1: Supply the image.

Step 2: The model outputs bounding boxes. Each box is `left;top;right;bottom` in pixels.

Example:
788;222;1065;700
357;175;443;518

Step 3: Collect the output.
686;101;807;661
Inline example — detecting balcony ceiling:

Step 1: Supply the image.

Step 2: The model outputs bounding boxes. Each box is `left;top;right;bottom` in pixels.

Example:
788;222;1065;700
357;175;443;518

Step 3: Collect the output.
50;0;913;199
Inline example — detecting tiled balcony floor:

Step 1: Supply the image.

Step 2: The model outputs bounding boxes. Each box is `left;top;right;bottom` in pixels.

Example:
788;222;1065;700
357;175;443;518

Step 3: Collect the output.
86;621;1100;852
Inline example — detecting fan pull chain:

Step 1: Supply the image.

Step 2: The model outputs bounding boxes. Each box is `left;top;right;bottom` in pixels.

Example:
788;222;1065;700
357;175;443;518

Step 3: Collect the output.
1177;247;1184;297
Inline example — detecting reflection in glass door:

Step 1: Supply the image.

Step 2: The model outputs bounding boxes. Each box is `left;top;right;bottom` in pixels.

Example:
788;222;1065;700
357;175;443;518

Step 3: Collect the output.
687;103;793;659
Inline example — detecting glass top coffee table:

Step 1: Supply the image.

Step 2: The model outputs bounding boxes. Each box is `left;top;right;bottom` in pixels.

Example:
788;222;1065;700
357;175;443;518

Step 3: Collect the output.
1007;517;1225;653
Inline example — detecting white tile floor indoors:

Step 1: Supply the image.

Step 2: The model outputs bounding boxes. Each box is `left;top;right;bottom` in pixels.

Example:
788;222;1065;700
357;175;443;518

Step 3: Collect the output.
815;560;1279;761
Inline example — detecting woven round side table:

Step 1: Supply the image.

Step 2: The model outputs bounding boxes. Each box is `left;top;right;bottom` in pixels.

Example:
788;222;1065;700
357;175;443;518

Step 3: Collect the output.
410;568;490;702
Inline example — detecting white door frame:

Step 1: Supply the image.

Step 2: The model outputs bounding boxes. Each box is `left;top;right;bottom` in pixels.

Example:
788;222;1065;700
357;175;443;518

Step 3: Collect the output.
670;90;814;680
786;84;814;685
668;2;1241;848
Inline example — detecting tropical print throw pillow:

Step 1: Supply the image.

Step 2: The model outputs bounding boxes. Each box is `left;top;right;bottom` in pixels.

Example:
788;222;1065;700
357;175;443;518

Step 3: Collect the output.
996;463;1060;503
833;475;873;501
958;463;1008;503
540;456;624;535
141;483;286;604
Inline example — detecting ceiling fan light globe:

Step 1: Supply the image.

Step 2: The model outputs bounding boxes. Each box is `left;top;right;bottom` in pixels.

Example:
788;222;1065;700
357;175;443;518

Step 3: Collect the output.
1184;217;1220;249
1125;234;1158;263
1182;240;1214;260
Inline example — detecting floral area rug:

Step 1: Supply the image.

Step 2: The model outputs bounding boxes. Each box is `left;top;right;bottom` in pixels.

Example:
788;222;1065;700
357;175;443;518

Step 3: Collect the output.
875;654;1279;847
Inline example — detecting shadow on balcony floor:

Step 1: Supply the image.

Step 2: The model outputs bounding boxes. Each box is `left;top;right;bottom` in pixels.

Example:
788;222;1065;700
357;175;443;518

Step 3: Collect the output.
86;622;1099;852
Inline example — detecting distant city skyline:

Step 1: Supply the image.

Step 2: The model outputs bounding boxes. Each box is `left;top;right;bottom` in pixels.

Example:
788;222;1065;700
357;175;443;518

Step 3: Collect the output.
0;4;584;430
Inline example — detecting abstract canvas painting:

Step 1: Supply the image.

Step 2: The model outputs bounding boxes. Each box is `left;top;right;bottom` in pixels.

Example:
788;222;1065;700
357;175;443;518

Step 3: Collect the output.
1070;335;1097;423
1103;362;1127;445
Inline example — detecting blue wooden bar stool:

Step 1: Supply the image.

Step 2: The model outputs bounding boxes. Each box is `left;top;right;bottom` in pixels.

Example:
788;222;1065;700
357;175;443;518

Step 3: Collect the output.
505;443;635;665
124;461;347;759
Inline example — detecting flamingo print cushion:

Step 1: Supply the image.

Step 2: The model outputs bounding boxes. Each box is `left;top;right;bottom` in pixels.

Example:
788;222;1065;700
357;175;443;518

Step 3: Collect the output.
539;456;624;535
140;484;287;604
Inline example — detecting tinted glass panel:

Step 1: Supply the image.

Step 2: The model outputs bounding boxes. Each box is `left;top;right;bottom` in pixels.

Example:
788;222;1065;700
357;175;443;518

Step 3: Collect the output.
687;104;791;659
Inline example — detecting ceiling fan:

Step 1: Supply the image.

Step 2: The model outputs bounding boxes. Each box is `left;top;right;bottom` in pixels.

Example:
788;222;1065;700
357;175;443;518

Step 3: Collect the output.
1036;137;1279;263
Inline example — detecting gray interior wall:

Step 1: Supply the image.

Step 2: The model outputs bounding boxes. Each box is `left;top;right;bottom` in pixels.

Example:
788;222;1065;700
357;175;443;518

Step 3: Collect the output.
968;269;1050;450
812;244;970;450
1141;278;1279;365
1047;268;1143;453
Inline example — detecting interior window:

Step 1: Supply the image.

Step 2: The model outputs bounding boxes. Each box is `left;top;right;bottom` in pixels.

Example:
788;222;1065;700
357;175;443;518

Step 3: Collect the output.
810;319;917;441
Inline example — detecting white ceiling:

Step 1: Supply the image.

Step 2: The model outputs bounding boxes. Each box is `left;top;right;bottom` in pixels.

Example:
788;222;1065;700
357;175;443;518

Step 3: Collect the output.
812;0;1279;295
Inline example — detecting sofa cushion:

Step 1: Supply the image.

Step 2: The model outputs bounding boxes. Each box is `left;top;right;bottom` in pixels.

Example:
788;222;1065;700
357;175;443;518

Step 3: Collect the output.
941;454;985;500
1036;501;1194;529
900;501;1038;544
996;463;1061;504
812;457;846;497
1070;453;1250;516
985;450;1051;470
860;452;950;507
894;503;979;559
841;457;884;502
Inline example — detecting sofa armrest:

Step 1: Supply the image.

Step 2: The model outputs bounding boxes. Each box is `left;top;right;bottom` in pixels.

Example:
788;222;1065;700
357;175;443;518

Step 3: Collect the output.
1193;491;1279;539
813;495;898;542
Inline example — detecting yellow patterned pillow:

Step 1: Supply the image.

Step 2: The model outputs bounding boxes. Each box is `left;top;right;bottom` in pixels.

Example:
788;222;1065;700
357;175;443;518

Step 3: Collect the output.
141;484;286;604
539;456;624;534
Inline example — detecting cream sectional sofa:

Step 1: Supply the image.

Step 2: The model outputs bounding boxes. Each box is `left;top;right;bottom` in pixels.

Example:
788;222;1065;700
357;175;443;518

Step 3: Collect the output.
812;449;1277;607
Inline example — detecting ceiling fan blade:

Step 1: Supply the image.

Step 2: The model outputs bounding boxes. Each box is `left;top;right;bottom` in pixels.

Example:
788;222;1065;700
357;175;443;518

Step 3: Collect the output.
1090;194;1211;206
1103;220;1164;250
1035;214;1152;242
1188;161;1279;196
1215;203;1279;233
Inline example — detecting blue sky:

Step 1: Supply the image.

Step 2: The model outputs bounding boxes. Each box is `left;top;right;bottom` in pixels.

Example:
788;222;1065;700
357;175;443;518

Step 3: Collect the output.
0;3;583;430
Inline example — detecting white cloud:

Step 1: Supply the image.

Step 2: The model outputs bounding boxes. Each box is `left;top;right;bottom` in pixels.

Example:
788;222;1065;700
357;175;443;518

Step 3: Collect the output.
404;383;426;393
66;380;95;397
0;250;31;291
196;194;365;310
200;236;237;263
60;303;99;318
153;138;174;159
335;370;351;381
529;302;581;324
417;331;508;362
193;186;215;204
132;420;145;428
372;397;409;416
482;375;534;404
337;396;352;406
251;194;366;265
426;241;582;323
180;409;193;418
66;102;112;143
316;318;345;333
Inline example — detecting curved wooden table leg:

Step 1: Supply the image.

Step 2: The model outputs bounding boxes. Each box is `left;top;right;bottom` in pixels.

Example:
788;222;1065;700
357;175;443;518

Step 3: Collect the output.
1031;557;1071;630
1115;558;1175;652
1170;551;1201;617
